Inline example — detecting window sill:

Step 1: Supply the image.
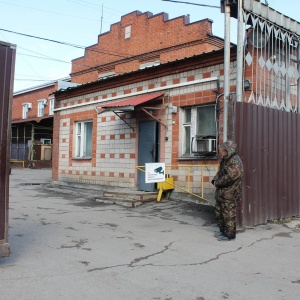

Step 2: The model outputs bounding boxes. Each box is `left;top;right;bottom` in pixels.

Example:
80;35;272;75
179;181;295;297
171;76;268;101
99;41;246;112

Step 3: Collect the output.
178;156;217;161
72;156;92;160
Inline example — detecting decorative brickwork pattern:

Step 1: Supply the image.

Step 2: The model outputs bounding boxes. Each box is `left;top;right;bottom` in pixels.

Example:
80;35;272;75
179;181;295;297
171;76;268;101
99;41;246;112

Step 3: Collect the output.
71;11;223;84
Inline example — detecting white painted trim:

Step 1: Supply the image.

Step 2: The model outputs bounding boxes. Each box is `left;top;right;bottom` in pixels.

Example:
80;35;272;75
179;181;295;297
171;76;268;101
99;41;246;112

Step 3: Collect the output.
54;77;219;112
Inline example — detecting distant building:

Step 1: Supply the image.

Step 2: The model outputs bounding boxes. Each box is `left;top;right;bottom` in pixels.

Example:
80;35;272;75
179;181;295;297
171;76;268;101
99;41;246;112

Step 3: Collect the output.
11;79;78;168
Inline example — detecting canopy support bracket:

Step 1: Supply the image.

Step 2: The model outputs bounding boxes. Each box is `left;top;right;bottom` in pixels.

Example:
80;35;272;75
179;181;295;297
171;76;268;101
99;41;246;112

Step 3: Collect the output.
141;108;166;128
113;111;135;132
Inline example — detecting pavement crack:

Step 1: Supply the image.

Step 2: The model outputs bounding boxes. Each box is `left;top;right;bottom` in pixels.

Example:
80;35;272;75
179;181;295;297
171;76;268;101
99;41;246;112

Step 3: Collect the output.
87;242;174;272
246;231;294;248
129;242;174;266
87;263;128;272
130;246;244;268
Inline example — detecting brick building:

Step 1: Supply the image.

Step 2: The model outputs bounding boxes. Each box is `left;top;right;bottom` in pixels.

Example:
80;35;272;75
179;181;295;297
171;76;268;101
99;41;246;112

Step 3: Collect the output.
23;2;300;228
71;11;223;84
11;79;77;168
52;11;233;196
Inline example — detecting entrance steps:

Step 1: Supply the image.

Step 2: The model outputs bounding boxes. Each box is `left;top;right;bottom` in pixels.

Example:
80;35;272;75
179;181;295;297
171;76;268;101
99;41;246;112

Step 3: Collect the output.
95;190;157;208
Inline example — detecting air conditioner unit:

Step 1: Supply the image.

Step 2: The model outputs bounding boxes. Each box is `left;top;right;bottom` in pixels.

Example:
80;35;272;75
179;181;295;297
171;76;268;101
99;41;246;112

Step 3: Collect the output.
191;136;217;156
27;103;32;109
40;138;52;145
42;99;48;105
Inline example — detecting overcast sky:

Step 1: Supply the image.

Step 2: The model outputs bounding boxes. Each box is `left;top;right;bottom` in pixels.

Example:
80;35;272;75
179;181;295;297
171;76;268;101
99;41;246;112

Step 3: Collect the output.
0;0;299;92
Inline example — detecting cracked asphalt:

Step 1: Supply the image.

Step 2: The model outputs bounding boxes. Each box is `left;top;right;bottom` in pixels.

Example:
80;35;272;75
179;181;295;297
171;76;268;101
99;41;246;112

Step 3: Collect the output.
1;168;300;300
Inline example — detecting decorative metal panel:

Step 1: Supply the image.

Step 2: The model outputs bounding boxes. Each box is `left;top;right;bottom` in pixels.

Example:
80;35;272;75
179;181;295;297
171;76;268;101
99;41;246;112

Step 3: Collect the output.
243;11;300;113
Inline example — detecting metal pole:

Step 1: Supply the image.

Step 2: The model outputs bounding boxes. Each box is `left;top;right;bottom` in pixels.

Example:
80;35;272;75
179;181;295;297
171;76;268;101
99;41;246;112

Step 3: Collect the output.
223;3;231;142
298;44;300;113
236;0;244;102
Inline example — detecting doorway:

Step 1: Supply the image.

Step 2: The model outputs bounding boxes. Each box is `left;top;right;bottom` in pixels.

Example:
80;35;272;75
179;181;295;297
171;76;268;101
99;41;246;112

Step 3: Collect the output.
137;120;160;191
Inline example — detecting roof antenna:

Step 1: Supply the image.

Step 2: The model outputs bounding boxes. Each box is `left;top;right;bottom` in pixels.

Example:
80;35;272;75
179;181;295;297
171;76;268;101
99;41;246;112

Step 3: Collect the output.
100;3;103;35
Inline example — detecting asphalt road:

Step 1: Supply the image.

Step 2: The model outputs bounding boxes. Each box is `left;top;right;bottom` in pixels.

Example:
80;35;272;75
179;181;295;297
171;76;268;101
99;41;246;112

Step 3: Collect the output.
1;168;299;300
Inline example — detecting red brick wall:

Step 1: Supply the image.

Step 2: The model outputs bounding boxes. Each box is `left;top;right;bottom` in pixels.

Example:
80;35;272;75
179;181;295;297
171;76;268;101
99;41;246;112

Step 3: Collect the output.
12;84;56;121
71;11;219;83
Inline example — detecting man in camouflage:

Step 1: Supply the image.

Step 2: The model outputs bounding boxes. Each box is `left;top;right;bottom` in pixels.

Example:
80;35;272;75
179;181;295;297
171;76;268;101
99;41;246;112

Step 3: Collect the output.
212;140;243;241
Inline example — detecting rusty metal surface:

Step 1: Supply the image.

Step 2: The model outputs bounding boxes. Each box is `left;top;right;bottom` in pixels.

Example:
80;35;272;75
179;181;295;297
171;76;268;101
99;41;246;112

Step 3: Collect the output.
234;102;300;227
0;41;15;247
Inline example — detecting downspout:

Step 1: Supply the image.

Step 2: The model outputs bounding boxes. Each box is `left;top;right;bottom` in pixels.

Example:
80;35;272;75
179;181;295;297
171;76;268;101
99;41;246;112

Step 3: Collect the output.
223;2;231;142
215;91;224;153
298;44;300;113
236;0;244;103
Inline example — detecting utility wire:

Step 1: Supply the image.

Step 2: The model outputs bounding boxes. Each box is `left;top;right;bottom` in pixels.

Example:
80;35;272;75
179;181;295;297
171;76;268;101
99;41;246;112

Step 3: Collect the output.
65;0;127;15
0;28;131;58
161;0;220;8
17;52;113;74
17;47;95;69
0;30;44;80
0;0;100;22
14;78;58;82
18;53;73;64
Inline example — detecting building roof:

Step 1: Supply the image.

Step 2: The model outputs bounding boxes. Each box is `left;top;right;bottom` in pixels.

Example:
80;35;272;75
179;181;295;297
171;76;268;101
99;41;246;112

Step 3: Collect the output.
12;116;53;124
54;47;237;100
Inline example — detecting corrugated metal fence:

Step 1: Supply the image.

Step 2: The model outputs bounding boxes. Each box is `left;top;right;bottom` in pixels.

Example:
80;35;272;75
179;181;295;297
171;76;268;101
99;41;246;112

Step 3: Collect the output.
235;102;300;227
0;41;15;257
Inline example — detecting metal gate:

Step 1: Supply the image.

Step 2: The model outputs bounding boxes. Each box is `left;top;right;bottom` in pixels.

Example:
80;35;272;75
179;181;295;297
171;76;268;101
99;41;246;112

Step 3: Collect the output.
234;102;300;227
0;41;16;257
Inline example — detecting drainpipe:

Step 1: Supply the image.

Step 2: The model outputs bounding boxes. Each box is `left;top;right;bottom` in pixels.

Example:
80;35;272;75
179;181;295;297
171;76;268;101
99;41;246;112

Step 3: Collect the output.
298;44;300;113
236;0;244;103
223;2;231;142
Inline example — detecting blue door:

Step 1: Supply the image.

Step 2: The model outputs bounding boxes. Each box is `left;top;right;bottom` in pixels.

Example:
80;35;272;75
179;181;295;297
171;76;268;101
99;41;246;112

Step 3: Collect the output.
138;121;159;191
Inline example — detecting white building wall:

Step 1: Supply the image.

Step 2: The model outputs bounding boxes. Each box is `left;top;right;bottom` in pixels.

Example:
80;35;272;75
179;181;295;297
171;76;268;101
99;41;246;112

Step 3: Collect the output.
55;63;230;194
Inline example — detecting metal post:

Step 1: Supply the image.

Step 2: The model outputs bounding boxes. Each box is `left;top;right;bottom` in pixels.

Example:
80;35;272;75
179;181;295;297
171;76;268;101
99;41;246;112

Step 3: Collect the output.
223;3;231;142
298;44;300;113
236;0;244;102
30;124;35;160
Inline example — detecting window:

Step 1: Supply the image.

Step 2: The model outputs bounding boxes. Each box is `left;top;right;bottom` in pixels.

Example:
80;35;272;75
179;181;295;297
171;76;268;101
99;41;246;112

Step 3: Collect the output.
125;25;131;39
196;105;216;137
75;121;93;158
98;71;115;80
182;105;216;156
38;100;45;117
183;108;192;154
22;103;31;119
139;61;160;70
49;98;54;115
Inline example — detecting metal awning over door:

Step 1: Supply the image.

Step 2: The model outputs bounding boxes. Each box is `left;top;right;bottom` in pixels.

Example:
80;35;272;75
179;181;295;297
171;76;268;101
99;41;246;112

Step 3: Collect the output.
95;92;165;131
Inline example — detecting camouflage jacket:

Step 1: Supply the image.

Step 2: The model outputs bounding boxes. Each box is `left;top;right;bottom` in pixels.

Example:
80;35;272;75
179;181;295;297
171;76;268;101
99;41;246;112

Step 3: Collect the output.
213;140;244;203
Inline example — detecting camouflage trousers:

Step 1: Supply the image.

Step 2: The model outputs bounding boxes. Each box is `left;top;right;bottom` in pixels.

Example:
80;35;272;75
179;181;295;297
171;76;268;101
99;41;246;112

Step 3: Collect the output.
215;199;237;239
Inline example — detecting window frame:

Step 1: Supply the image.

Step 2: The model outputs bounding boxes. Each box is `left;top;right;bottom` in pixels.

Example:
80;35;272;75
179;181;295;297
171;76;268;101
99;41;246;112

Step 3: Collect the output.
49;98;54;115
74;120;93;159
125;25;131;39
182;107;193;155
181;104;217;158
37;100;46;117
22;103;30;119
